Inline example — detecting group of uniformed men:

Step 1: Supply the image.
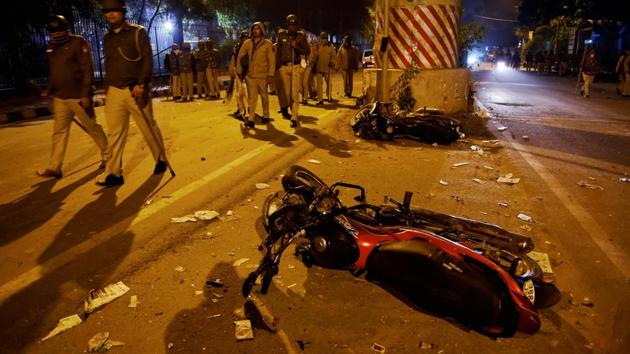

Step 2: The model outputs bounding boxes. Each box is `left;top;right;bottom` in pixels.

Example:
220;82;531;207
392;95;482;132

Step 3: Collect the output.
37;0;360;188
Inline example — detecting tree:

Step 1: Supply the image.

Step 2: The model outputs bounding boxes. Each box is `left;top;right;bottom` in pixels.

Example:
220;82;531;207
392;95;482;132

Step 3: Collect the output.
459;22;485;66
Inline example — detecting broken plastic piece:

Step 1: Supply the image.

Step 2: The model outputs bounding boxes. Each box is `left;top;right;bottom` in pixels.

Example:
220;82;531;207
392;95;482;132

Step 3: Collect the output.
419;341;435;349
255;183;270;190
41;314;83;341
171;215;197;223
517;213;533;223
234;320;254;340
497;173;520;185
620;177;629;183
472;178;485;184
206;279;224;288
497;126;508;132
307;159;321;164
498;201;509;207
452;162;469;168
84;281;130;314
439;180;449;186
576;180;604;191
128;295;139;308
470;145;481;151
194;210;220;221
233;258;250;267
87;332;109;352
175;266;185;272
371;343;386;353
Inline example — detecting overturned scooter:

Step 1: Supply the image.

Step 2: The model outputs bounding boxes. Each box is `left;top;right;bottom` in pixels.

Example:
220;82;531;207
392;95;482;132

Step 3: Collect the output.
243;166;560;337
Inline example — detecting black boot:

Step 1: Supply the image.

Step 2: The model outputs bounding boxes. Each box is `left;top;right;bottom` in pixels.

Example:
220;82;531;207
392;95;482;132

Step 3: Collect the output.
280;107;291;120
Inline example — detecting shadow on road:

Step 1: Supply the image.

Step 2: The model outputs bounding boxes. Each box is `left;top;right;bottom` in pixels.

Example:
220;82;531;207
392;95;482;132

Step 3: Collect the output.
239;122;299;148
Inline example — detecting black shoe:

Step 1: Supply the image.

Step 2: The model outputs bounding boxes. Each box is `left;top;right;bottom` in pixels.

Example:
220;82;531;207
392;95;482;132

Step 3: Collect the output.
154;160;167;175
280;107;291;120
96;174;124;187
290;119;298;128
244;120;255;128
36;168;62;179
301;99;307;105
327;98;333;103
261;117;271;124
316;101;324;106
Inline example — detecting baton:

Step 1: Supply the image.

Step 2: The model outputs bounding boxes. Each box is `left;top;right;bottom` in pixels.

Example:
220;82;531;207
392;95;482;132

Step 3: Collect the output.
134;91;176;177
29;80;90;133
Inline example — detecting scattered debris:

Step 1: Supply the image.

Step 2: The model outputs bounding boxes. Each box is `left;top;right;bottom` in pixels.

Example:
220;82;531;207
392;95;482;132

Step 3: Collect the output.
497;126;508;132
517;213;533;223
483;165;495;170
208;314;222;319
497;173;520;185
371;343;386;353
522;135;529;140
255;183;270;190
85;281;130;314
226;210;234;216
167;342;174;349
194;210;220;221
287;283;297;289
212;292;224;298
439;180;449;186
296;340;311;351
41;314;83;341
582;297;594;307
245;296;278;332
576;180;604;191
528;251;553;274
228;251;235;256
432;143;438;147
307;159;321;165
419;341;435;350
355;139;361;143
620;177;629;183
470;145;481;151
472;178;485;184
234;320;254;341
584;342;594;350
452;162;470;168
201;156;206;161
175;266;185;272
128;295;139;308
232;258;250;267
144;199;153;206
195;290;204;296
170;215;197;223
498;201;509;207
87;332;125;352
206;279;224;288
520;225;532;232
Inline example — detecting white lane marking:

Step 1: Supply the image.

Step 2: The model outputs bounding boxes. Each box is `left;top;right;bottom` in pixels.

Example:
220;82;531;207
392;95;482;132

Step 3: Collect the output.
475;98;630;279
0;111;335;303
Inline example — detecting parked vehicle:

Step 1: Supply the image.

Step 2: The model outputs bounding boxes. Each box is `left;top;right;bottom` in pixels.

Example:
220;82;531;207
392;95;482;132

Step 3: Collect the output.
362;49;375;68
243;166;561;337
351;101;463;144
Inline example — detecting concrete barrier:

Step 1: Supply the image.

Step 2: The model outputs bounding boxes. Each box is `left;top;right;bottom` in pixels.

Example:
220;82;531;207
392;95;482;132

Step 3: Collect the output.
363;67;470;113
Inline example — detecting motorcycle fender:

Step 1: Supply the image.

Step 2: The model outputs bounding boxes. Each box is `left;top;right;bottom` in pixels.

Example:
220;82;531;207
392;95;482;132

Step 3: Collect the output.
366;239;520;336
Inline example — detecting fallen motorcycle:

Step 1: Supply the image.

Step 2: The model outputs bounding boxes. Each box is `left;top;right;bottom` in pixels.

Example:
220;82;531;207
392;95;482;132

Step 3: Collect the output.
350;101;463;144
243;166;560;337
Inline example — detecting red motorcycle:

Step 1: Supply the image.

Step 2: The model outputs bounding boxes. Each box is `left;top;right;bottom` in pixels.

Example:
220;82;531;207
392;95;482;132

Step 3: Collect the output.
243;166;560;337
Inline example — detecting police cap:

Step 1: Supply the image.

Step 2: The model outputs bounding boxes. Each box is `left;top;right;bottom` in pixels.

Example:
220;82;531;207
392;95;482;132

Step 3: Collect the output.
101;0;127;13
47;15;69;33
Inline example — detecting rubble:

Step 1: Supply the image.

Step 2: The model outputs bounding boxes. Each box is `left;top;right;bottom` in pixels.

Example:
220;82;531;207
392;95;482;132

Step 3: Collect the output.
128;295;139;308
452;162;469;168
194;210;220;221
175;266;185;272
85;281;130;314
498;201;509;207
87;332;125;352
497;173;520;185
41;314;83;341
419;341;435;350
497;126;508;132
371;343;386;353
472;178;485;184
170;215;197;223
576;180;604;190
234;320;254;340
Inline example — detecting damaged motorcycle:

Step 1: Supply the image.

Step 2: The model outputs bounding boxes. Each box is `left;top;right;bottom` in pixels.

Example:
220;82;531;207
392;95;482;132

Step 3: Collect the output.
243;166;561;337
351;101;464;145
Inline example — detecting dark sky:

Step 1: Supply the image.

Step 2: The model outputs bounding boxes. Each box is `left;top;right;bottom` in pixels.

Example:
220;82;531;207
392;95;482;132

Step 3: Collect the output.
462;0;520;48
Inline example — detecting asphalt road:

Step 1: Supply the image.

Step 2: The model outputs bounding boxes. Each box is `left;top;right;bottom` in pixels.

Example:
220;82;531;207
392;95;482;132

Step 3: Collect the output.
0;69;628;353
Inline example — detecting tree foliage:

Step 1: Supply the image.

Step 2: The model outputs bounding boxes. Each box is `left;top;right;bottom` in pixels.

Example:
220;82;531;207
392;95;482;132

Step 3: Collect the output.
517;0;628;27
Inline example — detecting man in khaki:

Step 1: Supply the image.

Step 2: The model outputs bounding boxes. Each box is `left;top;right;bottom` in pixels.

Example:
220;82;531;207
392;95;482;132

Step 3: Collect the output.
206;39;221;99
194;40;209;98
37;15;109;179
314;32;336;105
99;0;168;187
276;14;310;128
337;35;359;97
237;22;275;128
301;40;318;104
178;42;195;101
229;30;250;119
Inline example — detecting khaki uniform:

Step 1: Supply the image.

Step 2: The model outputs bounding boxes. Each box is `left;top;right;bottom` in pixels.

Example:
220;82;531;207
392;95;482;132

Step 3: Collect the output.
178;50;194;100
194;47;209;97
165;50;182;98
229;41;248;116
103;22;167;177
580;49;600;97
275;29;310;120
337;44;359;97
206;47;220;96
314;42;336;102
302;43;318;101
237;23;275;120
45;34;108;173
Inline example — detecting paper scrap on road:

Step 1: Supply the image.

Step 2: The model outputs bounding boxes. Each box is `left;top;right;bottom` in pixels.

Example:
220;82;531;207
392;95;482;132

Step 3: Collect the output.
472;178;485;184
307;159;321;165
497;126;508;132
194;290;203;296
470;145;481;151
576;180;604;190
620;177;629;183
84;281;130;314
419;341;435;349
41;314;83;341
87;332;125;352
232;258;250;267
528;251;553;274
520;224;532;232
175;266;185;272
439;180;449;186
194;210;220;221
128;295;138;308
170;215;197;223
452;162;470;168
255;183;270;190
497;173;520;185
498;201;509;207
522;135;530;140
517;213;533;223
234;320;254;340
371;343;386;353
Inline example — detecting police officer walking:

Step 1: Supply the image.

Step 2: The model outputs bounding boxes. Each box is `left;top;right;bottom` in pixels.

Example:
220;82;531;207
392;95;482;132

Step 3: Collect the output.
37;15;110;179
314;32;336;105
98;0;169;187
337;35;359;97
275;14;310;128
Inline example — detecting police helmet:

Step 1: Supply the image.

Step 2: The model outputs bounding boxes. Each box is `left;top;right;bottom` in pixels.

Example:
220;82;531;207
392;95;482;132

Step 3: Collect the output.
240;30;250;40
286;14;298;27
319;32;328;39
101;0;127;13
47;15;69;33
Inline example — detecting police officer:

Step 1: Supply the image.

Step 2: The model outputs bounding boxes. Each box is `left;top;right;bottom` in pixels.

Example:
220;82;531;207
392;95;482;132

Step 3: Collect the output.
164;43;182;100
178;42;195;101
37;15;110;179
206;39;221;99
275;14;310;128
314;32;336;105
337;35;359;97
98;0;168;187
194;40;209;98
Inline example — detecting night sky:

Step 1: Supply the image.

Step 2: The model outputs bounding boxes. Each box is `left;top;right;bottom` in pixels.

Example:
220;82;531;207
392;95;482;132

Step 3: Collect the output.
462;0;520;48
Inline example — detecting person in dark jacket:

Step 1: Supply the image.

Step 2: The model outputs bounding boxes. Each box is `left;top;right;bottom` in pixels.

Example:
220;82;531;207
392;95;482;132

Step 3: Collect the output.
37;15;109;179
580;46;600;98
194;40;209;98
98;0;168;187
164;43;181;100
336;35;359;97
178;42;195;101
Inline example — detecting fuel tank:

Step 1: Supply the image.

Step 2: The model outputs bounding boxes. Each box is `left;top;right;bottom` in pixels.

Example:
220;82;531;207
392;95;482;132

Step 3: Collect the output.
365;239;523;336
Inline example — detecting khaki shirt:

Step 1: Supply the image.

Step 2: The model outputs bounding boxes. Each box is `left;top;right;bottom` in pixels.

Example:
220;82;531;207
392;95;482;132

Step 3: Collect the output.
315;43;336;74
104;22;153;88
237;37;275;80
208;48;220;69
194;49;208;71
337;45;359;71
47;34;93;99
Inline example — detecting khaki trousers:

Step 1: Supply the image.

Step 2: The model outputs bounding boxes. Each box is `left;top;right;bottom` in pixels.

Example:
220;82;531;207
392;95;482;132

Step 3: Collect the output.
180;71;194;99
341;69;353;96
48;98;109;172
316;71;332;101
302;66;315;100
279;64;304;119
275;69;288;108
234;78;248;115
104;86;166;177
170;74;181;97
581;73;594;96
207;68;220;96
245;77;270;119
196;70;208;96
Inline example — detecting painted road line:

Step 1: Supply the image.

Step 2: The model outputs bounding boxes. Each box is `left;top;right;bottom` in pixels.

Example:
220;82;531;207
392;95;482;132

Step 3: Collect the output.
475;98;630;279
0;110;336;304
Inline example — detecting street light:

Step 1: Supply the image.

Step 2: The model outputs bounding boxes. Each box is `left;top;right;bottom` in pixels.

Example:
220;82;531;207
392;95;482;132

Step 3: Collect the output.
164;21;173;31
